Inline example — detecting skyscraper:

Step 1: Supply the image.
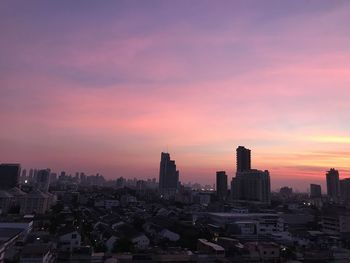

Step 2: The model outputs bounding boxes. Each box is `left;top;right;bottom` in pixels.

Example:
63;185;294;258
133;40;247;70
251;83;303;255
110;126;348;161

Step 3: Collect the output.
36;169;51;192
310;184;322;198
0;163;21;189
326;168;340;202
236;146;251;172
231;147;270;204
159;152;179;197
216;171;228;201
231;169;271;204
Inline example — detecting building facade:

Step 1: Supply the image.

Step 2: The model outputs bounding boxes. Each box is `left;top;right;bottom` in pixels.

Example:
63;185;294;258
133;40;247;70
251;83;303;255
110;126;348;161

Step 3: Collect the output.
236;146;251;172
310;184;322;198
231;169;271;204
340;178;350;203
159;152;179;197
216;171;228;201
326;168;340;202
35;169;51;192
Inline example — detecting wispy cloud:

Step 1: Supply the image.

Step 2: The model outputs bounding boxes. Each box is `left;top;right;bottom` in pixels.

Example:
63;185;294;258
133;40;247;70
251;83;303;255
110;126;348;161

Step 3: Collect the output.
1;1;350;189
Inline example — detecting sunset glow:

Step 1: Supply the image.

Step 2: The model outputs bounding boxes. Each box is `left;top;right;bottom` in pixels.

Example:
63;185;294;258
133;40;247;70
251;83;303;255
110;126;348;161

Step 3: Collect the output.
1;1;350;190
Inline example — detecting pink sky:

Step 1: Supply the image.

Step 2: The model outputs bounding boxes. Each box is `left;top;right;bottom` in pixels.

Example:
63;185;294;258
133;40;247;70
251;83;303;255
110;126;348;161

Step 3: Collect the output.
1;1;350;191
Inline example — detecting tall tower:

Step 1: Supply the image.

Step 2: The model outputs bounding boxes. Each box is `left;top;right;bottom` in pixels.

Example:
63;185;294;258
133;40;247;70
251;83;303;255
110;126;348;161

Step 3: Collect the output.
216;171;228;201
326;168;340;202
36;169;51;192
231;147;271;204
236;146;251;172
159;152;179;197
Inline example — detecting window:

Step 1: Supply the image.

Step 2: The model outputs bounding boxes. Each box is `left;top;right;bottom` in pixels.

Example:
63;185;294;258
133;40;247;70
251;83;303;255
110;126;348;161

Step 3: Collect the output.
72;234;77;239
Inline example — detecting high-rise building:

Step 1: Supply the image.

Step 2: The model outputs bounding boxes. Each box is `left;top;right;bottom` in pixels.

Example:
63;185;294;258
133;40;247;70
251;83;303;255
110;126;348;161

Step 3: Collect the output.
159;152;179;197
326;168;340;202
231;169;271;204
236;146;251;172
310;184;322;198
0;163;21;189
231;147;270;204
35;169;51;192
340;178;350;203
216;171;228;201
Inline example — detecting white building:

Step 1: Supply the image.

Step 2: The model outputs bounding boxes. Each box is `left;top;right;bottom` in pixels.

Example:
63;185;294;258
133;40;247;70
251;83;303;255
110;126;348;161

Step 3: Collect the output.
206;213;287;236
57;228;81;252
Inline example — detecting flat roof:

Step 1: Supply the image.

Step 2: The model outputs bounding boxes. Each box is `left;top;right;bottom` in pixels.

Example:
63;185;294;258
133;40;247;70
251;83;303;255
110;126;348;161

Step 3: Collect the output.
0;228;23;239
208;213;278;217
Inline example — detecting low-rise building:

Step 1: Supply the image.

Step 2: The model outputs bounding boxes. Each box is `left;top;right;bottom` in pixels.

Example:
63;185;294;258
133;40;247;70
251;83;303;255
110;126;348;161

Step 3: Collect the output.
206;212;287;235
244;242;280;261
57;228;81;252
322;214;350;235
20;190;50;215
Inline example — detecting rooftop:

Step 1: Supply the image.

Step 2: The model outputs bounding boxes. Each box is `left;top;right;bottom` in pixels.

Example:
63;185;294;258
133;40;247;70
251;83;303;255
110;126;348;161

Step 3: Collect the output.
0;228;23;242
21;244;52;258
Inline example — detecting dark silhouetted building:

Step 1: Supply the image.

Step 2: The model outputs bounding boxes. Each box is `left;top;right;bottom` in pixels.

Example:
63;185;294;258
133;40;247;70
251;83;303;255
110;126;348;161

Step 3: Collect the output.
236;146;251;172
159;152;179;197
216;171;228;201
340;178;350;203
310;184;322;198
280;186;293;197
326;168;340;202
0;163;20;189
231;169;271;204
36;169;51;192
231;147;270;204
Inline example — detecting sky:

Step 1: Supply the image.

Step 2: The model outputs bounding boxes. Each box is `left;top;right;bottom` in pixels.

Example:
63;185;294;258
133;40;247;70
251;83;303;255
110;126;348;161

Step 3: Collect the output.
1;0;350;191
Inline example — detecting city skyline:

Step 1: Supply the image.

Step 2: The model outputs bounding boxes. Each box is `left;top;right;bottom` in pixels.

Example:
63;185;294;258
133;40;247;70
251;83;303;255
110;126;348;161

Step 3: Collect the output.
1;1;350;191
9;146;346;193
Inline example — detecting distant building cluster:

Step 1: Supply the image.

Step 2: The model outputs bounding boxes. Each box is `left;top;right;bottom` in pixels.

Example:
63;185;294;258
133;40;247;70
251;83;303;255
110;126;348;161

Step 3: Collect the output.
0;164;56;215
158;152;179;198
0;146;350;262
